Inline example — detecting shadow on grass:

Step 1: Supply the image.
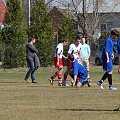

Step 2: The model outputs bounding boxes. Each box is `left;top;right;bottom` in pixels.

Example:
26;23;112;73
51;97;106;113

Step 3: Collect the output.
56;108;120;112
27;85;79;90
0;82;19;83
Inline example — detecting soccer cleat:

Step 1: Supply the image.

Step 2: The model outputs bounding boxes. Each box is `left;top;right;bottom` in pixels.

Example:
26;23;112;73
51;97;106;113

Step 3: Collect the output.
82;81;89;87
62;82;69;87
97;81;104;90
109;86;117;90
48;78;53;85
58;83;63;86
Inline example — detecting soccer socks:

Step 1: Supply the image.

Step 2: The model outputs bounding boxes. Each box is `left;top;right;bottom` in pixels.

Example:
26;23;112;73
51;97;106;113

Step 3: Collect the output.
108;74;112;87
63;74;67;81
100;72;108;83
51;72;58;80
58;73;62;83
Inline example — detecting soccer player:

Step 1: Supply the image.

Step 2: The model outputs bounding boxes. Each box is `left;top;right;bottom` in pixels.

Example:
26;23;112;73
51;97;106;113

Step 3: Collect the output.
68;54;90;87
97;30;118;90
117;33;120;74
81;37;91;80
62;36;82;86
48;39;68;86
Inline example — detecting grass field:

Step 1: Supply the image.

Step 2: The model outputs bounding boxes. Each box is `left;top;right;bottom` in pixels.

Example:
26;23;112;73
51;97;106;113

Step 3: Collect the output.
0;65;120;120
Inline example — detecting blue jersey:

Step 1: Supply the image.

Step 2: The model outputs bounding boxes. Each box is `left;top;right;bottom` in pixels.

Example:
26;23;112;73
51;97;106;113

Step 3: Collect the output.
117;35;120;54
72;60;87;77
102;37;114;72
102;37;114;61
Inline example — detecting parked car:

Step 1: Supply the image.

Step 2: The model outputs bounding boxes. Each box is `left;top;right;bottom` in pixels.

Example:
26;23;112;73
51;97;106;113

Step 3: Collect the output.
95;43;119;65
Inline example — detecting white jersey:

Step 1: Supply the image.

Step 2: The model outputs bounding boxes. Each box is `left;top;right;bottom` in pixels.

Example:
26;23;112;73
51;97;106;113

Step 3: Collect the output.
54;43;63;58
68;43;81;59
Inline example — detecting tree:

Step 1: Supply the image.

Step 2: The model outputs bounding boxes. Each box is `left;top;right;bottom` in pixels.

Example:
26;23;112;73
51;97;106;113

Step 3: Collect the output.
0;28;5;62
30;0;55;67
2;0;27;68
46;0;120;45
58;14;78;44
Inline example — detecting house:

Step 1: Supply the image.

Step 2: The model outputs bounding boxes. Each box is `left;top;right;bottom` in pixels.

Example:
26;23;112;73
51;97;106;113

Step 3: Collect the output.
0;0;7;24
49;6;64;36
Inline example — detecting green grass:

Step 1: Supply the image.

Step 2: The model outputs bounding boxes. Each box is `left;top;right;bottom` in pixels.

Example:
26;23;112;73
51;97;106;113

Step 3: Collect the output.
0;65;120;120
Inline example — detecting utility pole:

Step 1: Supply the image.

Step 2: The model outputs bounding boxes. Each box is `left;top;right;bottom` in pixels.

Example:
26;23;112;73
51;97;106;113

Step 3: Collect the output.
83;0;86;29
28;0;31;27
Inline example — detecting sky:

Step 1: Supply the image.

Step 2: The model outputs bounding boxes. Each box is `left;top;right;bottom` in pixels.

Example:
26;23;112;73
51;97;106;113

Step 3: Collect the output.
46;0;120;12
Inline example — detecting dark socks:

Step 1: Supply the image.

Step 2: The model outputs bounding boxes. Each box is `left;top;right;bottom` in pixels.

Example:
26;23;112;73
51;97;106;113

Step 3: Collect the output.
99;72;108;83
108;74;112;87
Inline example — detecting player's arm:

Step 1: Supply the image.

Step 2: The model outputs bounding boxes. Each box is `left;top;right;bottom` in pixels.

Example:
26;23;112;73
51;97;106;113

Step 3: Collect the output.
79;48;82;61
105;52;109;63
56;54;59;66
87;46;91;60
105;39;111;63
72;75;77;87
62;54;66;59
55;48;60;67
72;63;78;87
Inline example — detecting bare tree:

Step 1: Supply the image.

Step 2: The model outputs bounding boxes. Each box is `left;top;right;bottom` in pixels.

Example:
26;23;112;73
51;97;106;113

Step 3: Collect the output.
70;0;104;44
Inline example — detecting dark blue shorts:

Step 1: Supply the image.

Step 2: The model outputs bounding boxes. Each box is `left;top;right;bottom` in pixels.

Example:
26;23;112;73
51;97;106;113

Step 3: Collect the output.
102;59;113;72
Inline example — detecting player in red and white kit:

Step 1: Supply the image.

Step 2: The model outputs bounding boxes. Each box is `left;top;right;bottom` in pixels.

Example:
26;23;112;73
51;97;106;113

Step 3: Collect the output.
48;39;68;86
63;36;82;86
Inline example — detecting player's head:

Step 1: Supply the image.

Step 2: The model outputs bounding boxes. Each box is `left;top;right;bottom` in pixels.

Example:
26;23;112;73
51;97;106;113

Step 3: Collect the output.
75;36;81;46
68;54;74;61
28;37;37;45
81;37;86;44
111;29;119;39
62;39;69;46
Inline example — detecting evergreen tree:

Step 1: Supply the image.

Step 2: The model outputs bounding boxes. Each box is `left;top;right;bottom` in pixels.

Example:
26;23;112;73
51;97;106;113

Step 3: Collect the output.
30;0;55;67
58;15;78;57
2;0;27;68
0;28;5;62
58;15;78;44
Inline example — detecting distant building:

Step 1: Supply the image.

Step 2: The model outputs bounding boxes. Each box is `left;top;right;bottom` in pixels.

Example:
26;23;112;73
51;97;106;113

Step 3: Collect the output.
49;6;64;36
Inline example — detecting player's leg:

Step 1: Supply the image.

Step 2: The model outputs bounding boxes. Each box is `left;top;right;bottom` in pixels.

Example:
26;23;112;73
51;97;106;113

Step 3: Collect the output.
48;57;58;85
107;60;117;90
58;67;63;86
63;59;72;86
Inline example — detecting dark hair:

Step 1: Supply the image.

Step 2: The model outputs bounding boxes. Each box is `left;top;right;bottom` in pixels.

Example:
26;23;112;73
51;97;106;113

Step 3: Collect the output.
75;36;81;40
111;29;119;36
62;38;68;42
82;36;86;39
68;54;74;61
28;36;36;42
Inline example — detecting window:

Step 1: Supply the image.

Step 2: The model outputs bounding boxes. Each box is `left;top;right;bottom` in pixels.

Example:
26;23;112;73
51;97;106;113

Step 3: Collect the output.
101;23;107;32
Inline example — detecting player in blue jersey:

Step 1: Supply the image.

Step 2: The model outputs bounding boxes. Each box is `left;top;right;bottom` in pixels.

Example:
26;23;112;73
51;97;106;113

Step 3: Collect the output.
117;34;120;74
97;30;118;90
68;54;90;87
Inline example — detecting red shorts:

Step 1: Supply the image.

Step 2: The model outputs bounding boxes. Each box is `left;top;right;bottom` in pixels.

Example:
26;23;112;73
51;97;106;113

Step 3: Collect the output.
66;59;73;68
54;57;63;68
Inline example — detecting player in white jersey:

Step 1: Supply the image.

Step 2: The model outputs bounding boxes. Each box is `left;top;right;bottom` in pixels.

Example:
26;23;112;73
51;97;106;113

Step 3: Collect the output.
63;36;82;86
48;39;68;86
